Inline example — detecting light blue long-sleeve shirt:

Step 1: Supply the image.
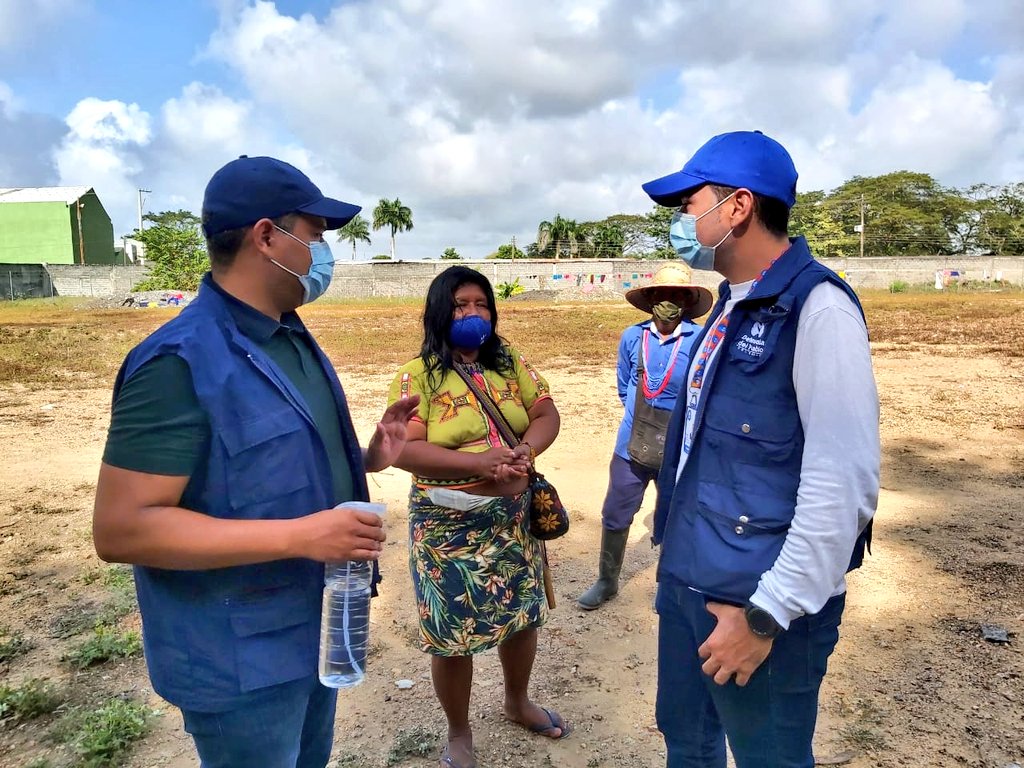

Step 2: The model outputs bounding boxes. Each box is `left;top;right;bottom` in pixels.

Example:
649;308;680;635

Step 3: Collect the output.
613;319;701;461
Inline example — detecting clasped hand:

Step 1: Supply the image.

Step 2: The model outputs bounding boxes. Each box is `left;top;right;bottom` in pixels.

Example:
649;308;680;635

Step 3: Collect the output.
477;446;532;483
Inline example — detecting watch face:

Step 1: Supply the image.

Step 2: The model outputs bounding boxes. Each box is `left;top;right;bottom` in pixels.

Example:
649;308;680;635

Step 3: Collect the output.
746;606;779;637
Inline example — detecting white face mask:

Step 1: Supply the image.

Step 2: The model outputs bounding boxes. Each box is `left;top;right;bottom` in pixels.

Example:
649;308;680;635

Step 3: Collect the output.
668;191;736;270
269;225;335;304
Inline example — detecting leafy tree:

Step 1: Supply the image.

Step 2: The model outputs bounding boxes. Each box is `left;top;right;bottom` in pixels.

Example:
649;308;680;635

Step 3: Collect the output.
827;172;962;257
441;247;461;260
372;198;414;260
789;191;854;259
488;243;525;260
536;214;579;259
337;214;371;260
371;254;391;260
970;183;1024;255
577;221;625;258
131;210;207;291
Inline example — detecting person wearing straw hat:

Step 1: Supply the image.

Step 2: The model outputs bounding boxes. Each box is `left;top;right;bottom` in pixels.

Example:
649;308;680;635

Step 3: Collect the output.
577;265;711;611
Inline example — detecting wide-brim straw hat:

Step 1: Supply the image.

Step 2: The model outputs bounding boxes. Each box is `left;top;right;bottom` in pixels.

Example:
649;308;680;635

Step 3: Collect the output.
625;264;714;319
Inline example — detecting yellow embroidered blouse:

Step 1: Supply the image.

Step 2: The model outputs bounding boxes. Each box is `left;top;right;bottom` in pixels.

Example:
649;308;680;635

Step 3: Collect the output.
387;348;552;488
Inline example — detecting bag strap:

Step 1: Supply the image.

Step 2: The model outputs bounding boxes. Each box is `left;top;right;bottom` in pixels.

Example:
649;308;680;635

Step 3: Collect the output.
453;363;521;448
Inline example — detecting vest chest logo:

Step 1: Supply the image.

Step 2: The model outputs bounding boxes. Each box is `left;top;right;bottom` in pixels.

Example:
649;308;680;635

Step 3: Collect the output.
733;318;773;361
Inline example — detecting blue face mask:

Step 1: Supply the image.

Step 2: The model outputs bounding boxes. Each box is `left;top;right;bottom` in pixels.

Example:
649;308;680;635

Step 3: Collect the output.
271;225;335;304
449;314;492;350
669;191;736;271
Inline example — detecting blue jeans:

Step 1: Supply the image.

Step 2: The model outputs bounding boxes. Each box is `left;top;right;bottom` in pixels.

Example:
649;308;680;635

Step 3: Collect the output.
600;454;659;530
655;581;845;768
181;675;337;768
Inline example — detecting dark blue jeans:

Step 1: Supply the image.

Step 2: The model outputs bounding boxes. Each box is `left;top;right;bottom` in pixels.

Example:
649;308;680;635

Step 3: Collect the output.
655;580;845;768
181;675;338;768
600;454;659;530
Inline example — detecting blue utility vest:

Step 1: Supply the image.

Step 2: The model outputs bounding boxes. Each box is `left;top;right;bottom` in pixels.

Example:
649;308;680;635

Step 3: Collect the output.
112;279;370;711
653;237;872;604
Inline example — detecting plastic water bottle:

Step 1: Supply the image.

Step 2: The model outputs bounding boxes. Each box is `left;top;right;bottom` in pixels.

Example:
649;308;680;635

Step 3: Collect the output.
318;501;385;689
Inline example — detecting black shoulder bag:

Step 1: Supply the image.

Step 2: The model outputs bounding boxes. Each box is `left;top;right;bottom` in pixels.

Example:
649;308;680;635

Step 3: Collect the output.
627;331;675;472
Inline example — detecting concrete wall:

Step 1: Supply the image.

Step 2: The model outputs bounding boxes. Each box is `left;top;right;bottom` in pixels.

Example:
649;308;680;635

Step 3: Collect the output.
14;256;1024;300
46;264;147;297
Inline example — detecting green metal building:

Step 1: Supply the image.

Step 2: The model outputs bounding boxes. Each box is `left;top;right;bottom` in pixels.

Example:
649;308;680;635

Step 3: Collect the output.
0;187;116;265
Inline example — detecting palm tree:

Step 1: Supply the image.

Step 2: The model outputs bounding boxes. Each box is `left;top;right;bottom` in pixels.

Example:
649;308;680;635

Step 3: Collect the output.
536;214;579;259
337;214;371;260
372;198;414;260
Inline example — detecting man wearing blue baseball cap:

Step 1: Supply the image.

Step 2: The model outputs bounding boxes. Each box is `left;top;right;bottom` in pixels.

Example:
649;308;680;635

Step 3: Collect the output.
643;132;880;768
93;156;420;767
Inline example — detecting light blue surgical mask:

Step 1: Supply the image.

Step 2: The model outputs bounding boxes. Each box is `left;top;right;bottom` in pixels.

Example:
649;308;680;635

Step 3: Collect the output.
669;191;736;271
271;225;335;304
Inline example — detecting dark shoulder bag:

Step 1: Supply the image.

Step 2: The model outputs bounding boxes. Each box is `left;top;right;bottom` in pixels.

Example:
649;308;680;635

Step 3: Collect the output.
453;364;570;541
627;333;674;472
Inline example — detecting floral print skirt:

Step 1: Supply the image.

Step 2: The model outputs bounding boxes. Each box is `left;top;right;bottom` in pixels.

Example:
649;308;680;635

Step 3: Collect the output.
408;485;547;656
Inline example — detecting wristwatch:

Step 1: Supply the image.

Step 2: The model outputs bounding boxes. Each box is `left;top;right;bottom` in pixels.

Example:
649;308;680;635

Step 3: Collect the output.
744;604;783;639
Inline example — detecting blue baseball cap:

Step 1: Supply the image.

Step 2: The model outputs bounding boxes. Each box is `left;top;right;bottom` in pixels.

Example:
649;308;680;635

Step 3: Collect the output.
642;130;798;208
201;155;362;236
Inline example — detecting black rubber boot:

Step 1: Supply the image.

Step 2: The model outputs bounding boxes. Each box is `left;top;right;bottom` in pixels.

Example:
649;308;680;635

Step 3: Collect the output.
576;527;629;610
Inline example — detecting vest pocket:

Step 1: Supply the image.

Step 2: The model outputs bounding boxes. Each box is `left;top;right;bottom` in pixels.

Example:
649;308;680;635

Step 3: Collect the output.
228;586;316;692
703;402;799;465
220;410;314;513
691;482;790;600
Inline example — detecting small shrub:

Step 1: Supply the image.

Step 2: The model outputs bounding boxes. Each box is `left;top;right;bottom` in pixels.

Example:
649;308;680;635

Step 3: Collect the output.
497;278;525;299
889;280;909;293
0;628;33;662
64;627;141;669
0;678;62;720
101;566;134;593
53;698;151;768
386;727;439;766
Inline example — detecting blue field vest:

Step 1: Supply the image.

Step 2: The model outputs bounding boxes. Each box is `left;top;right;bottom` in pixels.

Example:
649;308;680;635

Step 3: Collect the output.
653;237;872;604
112;278;370;711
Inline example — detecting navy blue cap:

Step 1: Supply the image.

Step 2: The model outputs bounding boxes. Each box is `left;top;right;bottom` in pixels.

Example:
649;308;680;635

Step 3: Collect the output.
201;155;361;236
642;131;798;209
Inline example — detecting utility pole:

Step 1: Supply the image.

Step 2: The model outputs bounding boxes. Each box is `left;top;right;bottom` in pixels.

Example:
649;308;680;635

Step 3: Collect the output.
76;197;85;264
138;188;151;233
511;235;516;263
859;194;865;259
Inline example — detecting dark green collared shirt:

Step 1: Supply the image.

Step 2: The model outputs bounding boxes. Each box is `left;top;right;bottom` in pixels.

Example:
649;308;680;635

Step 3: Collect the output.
103;277;354;504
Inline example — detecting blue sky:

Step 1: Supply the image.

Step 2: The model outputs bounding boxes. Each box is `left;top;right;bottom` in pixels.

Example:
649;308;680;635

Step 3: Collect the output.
1;0;1022;259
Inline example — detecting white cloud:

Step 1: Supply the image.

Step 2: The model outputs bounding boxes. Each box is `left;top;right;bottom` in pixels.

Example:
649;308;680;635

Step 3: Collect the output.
0;0;84;49
18;0;1024;257
54;98;152;234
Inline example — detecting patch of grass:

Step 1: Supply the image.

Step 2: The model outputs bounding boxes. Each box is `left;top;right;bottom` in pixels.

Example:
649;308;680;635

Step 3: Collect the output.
837;696;887;752
0;627;34;662
0;678;63;720
385;727;439;766
101;566;134;593
63;626;141;669
51;698;151;768
889;279;909;293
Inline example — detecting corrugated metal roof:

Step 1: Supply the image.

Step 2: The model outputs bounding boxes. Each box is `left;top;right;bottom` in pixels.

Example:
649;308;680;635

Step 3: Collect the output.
0;186;93;205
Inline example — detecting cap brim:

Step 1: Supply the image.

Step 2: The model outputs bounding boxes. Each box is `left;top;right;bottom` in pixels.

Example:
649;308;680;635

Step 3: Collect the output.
625;285;714;319
641;170;709;207
298;197;362;230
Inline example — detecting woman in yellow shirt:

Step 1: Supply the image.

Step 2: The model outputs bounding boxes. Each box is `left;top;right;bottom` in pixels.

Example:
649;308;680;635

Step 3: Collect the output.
388;266;567;768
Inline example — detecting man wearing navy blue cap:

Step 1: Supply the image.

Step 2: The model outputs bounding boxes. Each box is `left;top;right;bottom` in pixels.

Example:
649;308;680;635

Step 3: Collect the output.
93;156;420;768
643;132;880;767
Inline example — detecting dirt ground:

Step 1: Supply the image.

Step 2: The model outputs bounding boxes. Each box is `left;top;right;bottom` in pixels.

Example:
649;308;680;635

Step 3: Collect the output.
1;296;1023;767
